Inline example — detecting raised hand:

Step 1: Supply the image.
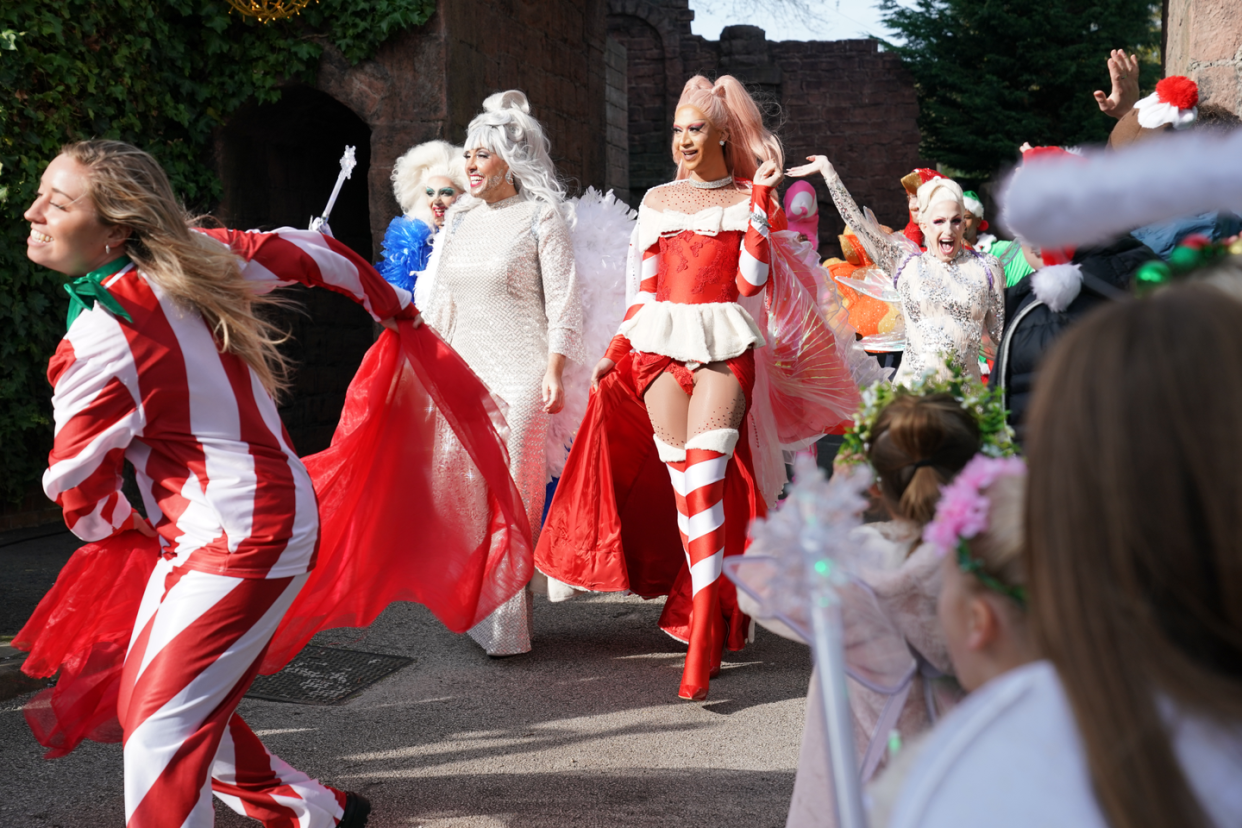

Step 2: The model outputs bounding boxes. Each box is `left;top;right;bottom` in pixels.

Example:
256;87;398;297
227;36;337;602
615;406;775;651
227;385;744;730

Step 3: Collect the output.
786;155;834;181
753;159;783;188
1093;49;1141;119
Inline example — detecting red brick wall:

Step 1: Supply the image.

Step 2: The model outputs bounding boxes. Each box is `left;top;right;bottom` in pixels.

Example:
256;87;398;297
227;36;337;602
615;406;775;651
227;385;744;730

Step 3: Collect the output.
607;13;675;198
773;39;925;258
212;0;611;457
443;0;608;197
606;1;925;257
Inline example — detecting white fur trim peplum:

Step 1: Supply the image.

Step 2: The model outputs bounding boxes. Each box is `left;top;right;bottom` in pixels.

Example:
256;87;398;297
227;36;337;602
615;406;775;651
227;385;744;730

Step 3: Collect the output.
619;300;765;364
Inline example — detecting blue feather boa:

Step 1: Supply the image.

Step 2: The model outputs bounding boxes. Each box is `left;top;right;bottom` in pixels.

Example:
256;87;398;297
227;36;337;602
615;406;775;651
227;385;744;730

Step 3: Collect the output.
377;216;435;296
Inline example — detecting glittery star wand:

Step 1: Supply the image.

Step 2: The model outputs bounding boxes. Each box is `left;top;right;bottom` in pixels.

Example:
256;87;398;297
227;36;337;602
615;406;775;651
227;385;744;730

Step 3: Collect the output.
724;456;872;828
309;145;357;238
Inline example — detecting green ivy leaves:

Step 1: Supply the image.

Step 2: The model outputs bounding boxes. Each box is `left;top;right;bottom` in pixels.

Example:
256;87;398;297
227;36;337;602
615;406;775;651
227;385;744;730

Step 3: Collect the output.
0;0;433;501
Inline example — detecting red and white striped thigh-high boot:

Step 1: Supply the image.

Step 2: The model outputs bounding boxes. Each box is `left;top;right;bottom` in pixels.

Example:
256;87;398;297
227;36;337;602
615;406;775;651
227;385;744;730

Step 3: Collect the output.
677;427;738;701
654;436;689;551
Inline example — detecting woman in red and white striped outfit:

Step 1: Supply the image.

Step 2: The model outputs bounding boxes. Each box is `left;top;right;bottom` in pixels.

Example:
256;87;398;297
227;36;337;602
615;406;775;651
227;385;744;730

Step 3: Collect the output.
24;140;408;827
588;76;784;701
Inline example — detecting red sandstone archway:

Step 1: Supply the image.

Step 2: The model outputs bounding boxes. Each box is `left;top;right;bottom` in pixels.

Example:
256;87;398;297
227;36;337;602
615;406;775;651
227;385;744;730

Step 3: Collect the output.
215;86;378;455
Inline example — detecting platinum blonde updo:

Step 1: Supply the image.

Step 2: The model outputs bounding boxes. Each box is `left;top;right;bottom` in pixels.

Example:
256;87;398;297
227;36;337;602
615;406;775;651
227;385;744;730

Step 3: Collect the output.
464;90;570;220
917;177;965;227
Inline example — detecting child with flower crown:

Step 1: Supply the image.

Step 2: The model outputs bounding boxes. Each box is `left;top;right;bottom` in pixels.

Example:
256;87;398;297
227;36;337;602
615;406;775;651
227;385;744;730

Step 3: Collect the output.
740;386;992;828
866;454;1035;827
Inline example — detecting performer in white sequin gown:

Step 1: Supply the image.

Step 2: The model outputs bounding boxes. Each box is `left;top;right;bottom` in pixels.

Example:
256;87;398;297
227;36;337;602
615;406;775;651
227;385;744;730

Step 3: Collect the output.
790;156;1004;385
421;91;585;655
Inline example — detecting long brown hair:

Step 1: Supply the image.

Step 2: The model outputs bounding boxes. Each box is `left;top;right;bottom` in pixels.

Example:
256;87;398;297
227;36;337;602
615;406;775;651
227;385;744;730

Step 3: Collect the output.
868;393;981;525
62;140;291;399
1025;284;1242;828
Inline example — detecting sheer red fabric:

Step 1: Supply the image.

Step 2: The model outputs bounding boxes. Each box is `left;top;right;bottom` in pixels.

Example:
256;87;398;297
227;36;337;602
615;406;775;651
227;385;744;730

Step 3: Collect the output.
15;320;531;757
761;232;865;445
14;531;159;758
534;354;761;648
260;322;532;672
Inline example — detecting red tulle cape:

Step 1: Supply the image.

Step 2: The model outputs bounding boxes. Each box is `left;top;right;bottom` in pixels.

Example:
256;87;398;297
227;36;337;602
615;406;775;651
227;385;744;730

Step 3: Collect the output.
14;320;531;757
534;354;762;650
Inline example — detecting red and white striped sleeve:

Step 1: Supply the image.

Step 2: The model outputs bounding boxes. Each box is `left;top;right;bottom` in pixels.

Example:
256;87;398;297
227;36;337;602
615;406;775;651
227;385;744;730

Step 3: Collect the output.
43;313;146;542
198;227;417;322
736;184;775;297
603;236;661;363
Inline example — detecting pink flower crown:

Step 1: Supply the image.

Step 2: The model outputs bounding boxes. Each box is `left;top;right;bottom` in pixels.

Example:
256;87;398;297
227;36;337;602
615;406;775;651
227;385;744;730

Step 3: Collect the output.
925;454;1026;553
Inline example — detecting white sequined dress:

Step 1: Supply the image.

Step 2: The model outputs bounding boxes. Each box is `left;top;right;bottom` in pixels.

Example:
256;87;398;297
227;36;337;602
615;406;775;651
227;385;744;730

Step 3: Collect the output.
824;173;1004;386
422;193;585;654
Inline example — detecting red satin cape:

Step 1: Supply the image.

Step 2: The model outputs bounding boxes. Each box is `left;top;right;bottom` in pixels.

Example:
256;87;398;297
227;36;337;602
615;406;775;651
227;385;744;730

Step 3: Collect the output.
534;354;763;649
15;320;531;757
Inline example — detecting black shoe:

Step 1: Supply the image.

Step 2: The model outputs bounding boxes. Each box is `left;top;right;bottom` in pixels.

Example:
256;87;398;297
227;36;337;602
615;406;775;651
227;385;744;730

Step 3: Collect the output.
339;792;371;828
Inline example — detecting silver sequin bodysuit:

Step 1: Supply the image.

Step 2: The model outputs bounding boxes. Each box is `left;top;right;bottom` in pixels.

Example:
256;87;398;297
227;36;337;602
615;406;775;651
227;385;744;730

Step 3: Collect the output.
824;172;1003;386
425;194;585;654
892;250;1003;386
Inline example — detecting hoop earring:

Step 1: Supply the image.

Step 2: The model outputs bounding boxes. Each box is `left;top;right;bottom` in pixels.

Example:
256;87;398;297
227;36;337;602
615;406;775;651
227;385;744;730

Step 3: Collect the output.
505;169;514;185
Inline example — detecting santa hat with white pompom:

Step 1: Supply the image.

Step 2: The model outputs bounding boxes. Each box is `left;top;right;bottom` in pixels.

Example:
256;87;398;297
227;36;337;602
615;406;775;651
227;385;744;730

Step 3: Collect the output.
1134;76;1200;130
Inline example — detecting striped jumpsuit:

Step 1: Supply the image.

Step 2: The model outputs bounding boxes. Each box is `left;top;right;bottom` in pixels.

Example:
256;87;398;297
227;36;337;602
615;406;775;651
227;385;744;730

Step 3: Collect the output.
603;180;774;699
43;228;415;827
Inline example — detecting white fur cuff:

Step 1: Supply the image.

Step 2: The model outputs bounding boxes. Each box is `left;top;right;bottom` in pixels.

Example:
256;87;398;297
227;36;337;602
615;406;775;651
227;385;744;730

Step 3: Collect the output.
686;428;740;456
1031;263;1084;313
619;301;765;365
653;436;687;463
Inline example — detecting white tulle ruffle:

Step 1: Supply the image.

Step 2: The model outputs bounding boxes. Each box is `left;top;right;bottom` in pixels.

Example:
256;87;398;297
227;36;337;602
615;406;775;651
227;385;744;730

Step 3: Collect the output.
619;300;766;365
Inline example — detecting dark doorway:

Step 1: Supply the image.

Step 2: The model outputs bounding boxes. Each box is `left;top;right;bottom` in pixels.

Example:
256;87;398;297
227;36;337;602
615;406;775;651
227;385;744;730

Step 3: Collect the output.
607;14;674;206
215;86;376;456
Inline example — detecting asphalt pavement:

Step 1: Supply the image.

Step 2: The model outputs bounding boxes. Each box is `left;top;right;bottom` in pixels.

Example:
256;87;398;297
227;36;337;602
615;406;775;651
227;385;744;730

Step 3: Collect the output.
0;529;812;827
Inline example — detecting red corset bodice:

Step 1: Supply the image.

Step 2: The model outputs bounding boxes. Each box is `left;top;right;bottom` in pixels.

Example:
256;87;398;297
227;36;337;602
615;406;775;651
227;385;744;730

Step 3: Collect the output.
656;230;744;304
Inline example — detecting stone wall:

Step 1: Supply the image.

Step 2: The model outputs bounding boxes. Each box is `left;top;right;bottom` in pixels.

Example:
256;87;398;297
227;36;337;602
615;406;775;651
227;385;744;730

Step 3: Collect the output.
212;0;611;456
770;38;923;252
318;0;610;258
605;0;925;258
607;9;679;197
605;37;632;204
1165;0;1242;117
441;0;608;197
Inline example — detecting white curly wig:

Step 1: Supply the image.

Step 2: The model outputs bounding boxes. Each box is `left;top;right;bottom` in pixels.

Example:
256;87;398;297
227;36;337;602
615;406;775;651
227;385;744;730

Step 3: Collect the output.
464;90;571;221
391;140;468;225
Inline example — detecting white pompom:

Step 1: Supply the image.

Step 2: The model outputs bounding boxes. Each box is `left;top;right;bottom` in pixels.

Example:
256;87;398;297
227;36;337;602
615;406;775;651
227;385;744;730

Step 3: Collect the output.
1031;263;1083;313
482;90;531;114
788;190;817;218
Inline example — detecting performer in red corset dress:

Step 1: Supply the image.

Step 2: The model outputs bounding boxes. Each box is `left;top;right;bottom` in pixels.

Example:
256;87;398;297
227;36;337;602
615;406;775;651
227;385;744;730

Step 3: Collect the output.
538;76;883;701
19;140;531;828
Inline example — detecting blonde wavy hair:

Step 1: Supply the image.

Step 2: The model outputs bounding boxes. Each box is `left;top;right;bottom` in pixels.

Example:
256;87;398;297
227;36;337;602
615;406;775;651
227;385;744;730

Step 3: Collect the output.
674;75;783;182
62;140;291;400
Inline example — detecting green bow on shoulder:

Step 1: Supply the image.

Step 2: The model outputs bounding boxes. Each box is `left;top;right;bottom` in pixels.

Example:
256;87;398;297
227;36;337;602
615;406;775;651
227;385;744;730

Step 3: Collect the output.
65;256;134;332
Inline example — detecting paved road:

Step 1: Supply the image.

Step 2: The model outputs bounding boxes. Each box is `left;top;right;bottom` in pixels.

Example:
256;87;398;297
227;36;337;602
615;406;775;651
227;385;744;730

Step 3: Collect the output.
1;532;812;827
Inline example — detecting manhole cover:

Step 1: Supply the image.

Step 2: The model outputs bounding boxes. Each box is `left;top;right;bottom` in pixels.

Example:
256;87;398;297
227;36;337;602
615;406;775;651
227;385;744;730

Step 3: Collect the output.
246;645;413;705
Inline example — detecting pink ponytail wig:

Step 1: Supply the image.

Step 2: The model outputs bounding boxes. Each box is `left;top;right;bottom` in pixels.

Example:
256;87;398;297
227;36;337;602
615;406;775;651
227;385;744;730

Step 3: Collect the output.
674;75;783;182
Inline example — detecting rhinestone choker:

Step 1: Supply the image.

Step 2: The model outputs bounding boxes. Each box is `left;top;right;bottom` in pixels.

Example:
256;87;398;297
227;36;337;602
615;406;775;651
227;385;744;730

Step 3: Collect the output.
688;174;734;189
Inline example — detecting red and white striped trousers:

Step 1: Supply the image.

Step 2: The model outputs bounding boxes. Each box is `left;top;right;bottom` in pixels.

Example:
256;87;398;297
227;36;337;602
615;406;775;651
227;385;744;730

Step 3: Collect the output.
120;557;346;827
